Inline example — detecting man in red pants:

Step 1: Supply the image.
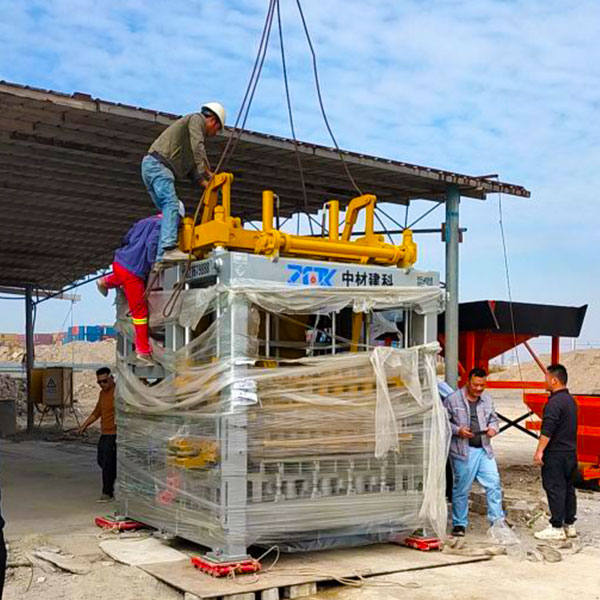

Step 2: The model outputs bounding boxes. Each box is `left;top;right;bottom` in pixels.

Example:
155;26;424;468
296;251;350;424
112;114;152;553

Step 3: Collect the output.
97;202;185;365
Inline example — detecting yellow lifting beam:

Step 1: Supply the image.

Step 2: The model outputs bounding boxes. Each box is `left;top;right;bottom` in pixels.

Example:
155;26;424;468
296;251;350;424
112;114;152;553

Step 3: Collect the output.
180;172;417;268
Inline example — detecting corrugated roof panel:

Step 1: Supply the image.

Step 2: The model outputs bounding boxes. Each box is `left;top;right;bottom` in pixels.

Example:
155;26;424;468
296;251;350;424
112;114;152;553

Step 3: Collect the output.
0;80;530;290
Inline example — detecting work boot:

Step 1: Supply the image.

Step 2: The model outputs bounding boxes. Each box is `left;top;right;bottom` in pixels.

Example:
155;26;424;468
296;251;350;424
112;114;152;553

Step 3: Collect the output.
534;525;566;541
97;494;114;503
451;525;466;537
564;524;577;538
135;353;154;367
161;248;190;262
96;278;108;297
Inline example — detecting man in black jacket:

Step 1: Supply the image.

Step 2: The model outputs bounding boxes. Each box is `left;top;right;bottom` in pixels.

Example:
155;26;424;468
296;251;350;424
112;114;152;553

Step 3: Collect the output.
0;487;6;598
533;363;578;541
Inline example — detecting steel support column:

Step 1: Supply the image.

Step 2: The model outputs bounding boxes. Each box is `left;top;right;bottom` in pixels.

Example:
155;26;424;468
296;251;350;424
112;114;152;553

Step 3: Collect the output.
25;284;35;432
444;185;460;389
551;336;560;365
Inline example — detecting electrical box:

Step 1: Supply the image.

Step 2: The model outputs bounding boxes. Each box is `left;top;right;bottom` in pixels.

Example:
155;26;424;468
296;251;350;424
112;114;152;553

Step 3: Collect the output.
42;368;73;407
30;368;44;405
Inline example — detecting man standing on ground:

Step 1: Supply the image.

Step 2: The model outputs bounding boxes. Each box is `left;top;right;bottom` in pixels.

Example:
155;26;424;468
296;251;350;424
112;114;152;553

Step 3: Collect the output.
445;368;504;536
79;368;117;503
533;364;578;541
142;102;226;263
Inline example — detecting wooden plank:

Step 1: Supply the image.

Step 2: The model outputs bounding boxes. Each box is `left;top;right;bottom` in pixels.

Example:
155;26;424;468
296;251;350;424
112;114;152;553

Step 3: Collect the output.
141;543;489;599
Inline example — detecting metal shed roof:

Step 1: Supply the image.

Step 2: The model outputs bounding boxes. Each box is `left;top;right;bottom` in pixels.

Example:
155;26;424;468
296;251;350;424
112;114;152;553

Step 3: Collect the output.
0;80;530;291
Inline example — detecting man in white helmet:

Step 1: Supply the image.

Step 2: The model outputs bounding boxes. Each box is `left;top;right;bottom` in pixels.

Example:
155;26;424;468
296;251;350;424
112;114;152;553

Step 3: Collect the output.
142;102;226;262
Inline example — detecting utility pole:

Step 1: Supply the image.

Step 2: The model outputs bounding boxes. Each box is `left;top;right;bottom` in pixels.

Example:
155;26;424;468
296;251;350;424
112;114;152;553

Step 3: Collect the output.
444;185;460;389
25;284;35;432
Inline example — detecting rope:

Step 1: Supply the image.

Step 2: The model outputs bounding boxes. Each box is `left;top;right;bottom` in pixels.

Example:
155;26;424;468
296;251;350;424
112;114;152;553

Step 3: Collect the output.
498;191;524;382
294;0;363;196
161;0;279;319
223;544;421;591
275;0;313;233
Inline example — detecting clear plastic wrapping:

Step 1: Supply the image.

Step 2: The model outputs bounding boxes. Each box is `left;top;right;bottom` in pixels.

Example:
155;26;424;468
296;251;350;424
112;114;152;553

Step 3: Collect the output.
115;282;449;554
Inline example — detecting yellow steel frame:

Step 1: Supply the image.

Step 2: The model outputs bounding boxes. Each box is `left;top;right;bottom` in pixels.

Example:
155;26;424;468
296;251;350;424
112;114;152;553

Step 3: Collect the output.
180;172;417;267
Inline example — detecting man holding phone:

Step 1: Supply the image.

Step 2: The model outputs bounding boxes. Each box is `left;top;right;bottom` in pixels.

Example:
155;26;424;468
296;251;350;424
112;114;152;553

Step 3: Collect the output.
444;368;504;536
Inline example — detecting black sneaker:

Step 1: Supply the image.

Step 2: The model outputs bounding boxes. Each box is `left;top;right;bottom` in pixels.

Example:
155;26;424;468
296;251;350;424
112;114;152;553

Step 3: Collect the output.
452;525;466;537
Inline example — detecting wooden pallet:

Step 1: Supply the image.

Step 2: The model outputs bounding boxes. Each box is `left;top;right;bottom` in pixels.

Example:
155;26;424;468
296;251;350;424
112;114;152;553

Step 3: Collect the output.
142;543;489;600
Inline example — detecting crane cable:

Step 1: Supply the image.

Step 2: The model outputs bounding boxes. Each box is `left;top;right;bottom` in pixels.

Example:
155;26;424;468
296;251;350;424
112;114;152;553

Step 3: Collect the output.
275;0;313;233
163;0;363;318
498;191;524;383
162;0;278;319
220;0;278;172
294;0;363;196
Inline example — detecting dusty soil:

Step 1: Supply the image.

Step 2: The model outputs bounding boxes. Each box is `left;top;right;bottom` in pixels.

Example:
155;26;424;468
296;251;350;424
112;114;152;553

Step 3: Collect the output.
0;340;116;366
2;402;599;600
1;440;181;600
1;348;599;599
5;535;181;600
309;549;600;600
489;348;600;394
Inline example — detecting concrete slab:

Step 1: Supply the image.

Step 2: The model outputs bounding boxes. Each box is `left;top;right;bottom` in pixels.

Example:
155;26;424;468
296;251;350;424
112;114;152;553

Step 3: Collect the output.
1;439;100;536
100;537;188;566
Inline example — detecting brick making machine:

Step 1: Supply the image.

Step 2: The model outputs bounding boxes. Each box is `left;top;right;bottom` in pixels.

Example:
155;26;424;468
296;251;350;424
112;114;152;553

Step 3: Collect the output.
114;173;449;573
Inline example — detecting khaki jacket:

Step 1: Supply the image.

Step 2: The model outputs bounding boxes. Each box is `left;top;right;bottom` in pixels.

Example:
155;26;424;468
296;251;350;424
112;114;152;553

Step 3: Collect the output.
148;113;210;182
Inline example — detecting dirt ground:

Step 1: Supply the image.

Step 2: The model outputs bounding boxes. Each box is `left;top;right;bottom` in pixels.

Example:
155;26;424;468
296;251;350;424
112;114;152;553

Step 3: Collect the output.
0;379;599;599
1;439;180;600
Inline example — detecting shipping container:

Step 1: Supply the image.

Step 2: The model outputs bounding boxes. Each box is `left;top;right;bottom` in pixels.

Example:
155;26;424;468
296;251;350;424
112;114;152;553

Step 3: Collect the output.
34;333;54;345
0;333;21;343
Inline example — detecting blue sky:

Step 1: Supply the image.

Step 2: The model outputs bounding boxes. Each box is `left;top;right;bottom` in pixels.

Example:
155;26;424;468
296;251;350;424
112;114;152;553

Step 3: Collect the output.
1;0;599;346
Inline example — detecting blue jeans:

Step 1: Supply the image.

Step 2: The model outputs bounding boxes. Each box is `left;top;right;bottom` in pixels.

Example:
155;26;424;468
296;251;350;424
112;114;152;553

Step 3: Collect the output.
451;447;504;527
141;155;180;259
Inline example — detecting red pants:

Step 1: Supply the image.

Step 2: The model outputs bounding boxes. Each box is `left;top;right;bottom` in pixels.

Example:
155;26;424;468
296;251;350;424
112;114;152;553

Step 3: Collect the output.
103;262;151;355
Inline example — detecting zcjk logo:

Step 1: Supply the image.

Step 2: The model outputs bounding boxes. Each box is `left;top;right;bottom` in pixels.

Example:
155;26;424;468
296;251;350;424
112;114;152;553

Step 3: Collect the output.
286;264;337;286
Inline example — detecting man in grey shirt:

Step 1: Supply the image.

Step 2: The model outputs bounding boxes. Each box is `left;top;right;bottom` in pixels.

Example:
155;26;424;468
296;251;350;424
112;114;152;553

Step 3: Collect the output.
141;102;226;263
444;368;504;536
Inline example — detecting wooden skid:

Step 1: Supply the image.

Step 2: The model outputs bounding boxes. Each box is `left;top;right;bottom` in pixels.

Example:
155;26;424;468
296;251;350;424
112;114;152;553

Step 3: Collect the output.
142;543;490;599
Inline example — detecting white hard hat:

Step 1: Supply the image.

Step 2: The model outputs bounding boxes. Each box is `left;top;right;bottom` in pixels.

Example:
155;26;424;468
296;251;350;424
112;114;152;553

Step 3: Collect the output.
201;102;226;129
178;201;185;218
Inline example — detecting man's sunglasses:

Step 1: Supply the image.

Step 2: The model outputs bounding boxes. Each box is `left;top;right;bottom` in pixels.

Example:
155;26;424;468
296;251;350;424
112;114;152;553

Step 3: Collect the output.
97;378;111;386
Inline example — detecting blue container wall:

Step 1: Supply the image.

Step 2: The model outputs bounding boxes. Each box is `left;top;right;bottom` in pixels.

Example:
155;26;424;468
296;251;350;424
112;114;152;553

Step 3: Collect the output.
62;324;115;343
